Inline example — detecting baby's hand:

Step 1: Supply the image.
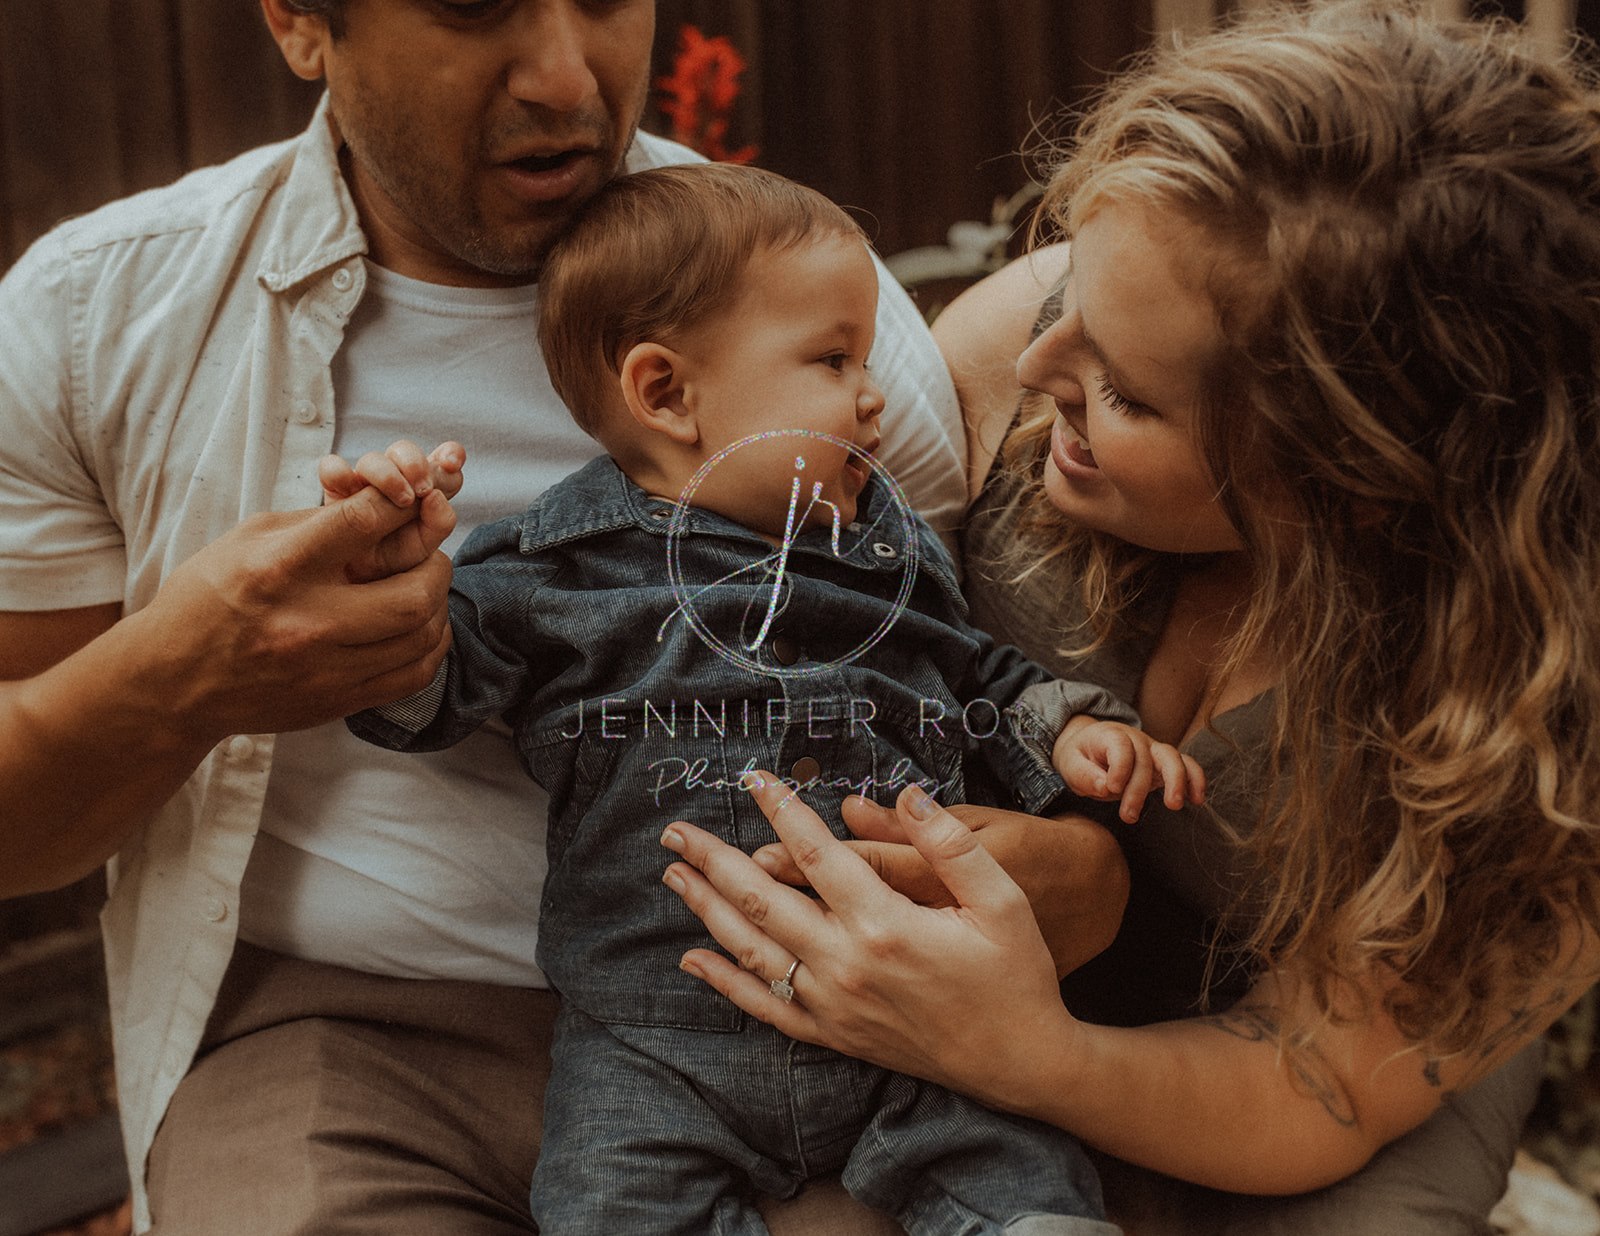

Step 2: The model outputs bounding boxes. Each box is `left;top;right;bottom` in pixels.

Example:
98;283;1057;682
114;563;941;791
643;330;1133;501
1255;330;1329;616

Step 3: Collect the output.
1052;715;1206;824
320;439;466;510
318;440;466;583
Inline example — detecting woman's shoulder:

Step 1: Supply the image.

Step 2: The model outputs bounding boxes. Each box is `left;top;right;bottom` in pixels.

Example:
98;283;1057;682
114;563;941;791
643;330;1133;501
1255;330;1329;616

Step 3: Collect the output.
933;244;1071;502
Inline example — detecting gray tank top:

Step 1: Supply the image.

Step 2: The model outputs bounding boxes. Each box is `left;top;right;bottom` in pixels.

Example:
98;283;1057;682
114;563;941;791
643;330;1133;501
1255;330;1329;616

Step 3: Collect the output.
960;350;1273;1020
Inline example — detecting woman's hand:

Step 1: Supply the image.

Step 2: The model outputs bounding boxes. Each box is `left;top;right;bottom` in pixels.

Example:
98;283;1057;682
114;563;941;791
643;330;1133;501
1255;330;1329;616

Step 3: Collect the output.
661;773;1084;1111
748;794;1128;978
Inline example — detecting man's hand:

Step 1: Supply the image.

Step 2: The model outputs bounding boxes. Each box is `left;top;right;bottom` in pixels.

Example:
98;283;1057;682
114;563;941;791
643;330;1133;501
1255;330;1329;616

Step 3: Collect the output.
752;796;1128;978
0;480;461;895
319;439;465;583
133;481;456;741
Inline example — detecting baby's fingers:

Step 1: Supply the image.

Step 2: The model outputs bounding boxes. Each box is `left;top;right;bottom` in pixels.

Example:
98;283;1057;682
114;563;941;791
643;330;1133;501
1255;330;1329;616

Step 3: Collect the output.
427;441;467;501
1116;741;1156;823
1058;748;1115;800
383;440;435;498
318;453;364;503
349;447;423;508
1150;743;1192;812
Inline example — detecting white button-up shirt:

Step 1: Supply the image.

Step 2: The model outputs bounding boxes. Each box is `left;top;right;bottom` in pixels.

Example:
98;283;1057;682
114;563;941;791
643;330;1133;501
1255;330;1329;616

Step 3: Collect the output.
0;99;964;1231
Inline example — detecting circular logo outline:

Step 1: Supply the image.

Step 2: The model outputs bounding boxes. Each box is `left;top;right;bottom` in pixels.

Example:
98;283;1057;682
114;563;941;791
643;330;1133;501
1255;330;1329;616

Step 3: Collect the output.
665;430;920;679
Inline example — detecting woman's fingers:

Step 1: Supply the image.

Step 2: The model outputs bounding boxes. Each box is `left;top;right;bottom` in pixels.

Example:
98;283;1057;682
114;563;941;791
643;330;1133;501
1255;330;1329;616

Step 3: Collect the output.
740;772;908;931
752;793;910;880
661;815;835;960
840;793;910;843
753;838;953;907
676;947;826;1041
888;785;1034;928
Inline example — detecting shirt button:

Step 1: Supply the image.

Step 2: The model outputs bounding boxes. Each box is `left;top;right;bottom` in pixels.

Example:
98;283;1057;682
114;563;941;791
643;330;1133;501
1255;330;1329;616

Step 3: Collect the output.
791;756;821;782
871;543;898;559
649;506;672;520
202;897;228;923
847;521;862;533
331;268;354;291
771;636;801;666
292;400;319;425
226;735;255;760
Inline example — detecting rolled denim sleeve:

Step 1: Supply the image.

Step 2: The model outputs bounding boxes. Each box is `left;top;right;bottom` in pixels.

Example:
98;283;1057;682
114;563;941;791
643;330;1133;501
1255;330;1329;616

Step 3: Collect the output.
999;678;1142;815
347;513;565;752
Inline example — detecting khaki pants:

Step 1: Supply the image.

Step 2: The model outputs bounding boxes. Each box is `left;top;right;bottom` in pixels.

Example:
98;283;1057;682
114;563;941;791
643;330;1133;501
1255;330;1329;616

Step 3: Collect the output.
145;942;898;1235
146;942;1538;1235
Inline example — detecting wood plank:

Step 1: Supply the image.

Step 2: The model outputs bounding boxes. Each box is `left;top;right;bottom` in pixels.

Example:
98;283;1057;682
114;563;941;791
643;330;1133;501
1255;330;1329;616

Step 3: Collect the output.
0;0;122;264
0;1114;126;1236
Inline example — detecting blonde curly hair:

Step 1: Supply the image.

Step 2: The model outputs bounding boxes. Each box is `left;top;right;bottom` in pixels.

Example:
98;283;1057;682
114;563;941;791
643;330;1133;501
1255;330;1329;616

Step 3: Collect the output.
1001;1;1600;1054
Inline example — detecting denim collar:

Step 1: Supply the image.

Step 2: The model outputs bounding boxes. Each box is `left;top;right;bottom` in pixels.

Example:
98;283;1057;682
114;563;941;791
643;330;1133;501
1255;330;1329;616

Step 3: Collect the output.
519;456;968;613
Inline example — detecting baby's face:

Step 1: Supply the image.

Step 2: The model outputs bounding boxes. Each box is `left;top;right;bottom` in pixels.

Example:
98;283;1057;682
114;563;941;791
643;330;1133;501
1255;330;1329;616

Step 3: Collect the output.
678;234;885;537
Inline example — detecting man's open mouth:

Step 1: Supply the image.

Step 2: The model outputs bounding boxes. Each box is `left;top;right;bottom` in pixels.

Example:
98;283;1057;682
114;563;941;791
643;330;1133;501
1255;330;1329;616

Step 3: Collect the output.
505;150;585;174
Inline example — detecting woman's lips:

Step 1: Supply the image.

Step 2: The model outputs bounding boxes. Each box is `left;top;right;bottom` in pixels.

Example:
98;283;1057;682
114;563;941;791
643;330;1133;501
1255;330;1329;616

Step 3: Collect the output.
1050;418;1100;479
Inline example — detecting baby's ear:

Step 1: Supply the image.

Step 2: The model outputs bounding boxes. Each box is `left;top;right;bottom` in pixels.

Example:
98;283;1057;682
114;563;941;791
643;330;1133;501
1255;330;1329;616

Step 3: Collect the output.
620;342;698;446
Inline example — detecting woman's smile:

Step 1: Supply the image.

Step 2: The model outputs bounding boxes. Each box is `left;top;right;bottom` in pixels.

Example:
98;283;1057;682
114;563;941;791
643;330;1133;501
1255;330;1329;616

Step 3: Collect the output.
1050;417;1099;476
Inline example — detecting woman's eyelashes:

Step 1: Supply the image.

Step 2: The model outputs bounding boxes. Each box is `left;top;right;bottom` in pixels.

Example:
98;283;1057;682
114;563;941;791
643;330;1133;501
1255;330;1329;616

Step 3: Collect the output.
1095;372;1145;416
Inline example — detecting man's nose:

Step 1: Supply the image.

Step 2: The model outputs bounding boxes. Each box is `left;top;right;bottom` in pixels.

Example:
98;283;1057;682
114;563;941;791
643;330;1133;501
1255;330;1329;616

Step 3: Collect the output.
505;2;601;112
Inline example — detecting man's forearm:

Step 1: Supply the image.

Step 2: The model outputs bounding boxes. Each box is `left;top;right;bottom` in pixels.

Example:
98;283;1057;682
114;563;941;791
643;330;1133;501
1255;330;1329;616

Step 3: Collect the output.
0;607;221;896
0;492;456;898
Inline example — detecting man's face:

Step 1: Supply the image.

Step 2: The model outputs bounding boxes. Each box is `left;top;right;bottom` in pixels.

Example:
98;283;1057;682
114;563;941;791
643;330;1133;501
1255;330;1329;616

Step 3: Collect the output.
319;0;655;286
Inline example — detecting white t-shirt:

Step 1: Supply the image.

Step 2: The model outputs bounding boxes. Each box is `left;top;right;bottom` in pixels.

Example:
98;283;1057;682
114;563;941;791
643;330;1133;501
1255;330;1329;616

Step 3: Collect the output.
239;266;587;980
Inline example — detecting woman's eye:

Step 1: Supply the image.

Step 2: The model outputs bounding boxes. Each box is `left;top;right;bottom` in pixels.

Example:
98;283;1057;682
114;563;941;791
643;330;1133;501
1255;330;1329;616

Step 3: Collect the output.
1095;373;1141;416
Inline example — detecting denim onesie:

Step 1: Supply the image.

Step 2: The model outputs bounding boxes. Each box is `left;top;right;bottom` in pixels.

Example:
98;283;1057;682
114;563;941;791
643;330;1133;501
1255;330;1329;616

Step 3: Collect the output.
351;455;1128;1236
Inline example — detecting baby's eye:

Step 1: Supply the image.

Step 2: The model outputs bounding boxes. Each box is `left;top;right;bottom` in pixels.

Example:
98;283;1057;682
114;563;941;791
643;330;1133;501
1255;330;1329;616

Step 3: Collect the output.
820;353;848;372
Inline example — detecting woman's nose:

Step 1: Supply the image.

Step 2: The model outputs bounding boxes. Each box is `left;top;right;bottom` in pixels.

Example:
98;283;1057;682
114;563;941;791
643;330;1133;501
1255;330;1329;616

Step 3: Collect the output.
1016;321;1086;407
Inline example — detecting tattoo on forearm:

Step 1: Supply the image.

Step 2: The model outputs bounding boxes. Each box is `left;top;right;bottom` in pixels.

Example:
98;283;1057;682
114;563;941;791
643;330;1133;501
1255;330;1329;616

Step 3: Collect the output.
1196;1007;1357;1129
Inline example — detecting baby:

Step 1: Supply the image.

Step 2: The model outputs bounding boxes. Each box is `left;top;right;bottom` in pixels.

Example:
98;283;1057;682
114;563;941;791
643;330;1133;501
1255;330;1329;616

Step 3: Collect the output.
340;163;1196;1235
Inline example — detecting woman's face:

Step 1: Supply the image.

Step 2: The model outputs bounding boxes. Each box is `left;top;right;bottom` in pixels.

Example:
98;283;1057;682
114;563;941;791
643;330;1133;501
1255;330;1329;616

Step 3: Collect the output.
1016;201;1243;555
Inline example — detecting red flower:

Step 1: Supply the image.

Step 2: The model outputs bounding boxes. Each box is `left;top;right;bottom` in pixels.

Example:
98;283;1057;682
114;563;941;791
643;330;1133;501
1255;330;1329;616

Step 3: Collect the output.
655;25;759;164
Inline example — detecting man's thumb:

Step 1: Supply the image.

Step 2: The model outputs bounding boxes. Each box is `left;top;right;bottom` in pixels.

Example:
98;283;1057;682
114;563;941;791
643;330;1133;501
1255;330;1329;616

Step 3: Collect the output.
296;486;416;570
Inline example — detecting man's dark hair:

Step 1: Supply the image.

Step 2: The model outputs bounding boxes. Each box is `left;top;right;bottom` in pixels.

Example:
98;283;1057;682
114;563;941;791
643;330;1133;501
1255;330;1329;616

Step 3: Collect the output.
281;0;348;36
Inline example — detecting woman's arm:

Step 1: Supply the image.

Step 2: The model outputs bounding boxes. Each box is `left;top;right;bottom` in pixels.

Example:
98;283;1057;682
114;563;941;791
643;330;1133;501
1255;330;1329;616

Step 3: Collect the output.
663;773;1597;1194
933;244;1071;503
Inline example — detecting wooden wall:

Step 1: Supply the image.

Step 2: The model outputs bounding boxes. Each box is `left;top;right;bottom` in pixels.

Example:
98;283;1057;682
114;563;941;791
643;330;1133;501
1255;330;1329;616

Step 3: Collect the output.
0;0;1151;270
4;1;1587;272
